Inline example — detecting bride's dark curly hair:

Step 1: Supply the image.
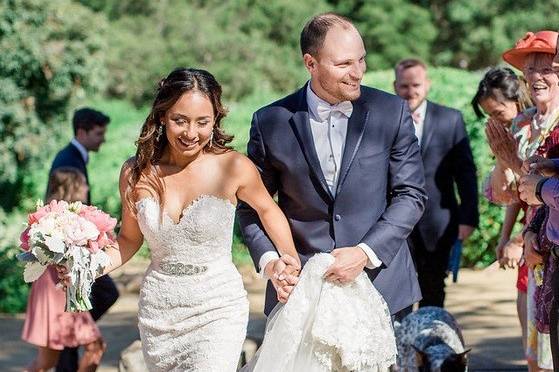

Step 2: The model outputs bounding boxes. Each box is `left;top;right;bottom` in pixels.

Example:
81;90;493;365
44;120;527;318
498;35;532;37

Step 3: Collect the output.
125;68;234;214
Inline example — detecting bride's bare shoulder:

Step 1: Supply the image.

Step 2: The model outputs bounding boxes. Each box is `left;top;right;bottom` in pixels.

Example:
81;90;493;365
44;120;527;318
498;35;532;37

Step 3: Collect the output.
218;150;256;174
120;157;136;174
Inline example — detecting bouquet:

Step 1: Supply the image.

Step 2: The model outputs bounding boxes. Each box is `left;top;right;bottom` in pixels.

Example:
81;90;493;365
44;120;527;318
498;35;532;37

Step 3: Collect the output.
18;200;116;312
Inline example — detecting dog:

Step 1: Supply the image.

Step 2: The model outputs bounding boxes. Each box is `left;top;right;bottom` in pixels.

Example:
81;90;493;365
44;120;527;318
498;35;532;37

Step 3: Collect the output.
395;306;470;371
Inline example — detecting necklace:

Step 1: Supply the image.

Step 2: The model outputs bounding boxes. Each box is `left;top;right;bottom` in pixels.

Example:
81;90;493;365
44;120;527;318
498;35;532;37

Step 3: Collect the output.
525;107;559;158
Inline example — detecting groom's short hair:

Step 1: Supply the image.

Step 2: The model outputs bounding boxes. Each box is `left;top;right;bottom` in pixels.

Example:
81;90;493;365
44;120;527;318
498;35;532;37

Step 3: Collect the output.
300;13;354;57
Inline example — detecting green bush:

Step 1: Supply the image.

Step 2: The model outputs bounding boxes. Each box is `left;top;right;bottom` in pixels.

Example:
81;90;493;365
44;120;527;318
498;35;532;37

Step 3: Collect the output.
0;210;30;313
0;0;109;211
334;0;437;69
100;0;327;106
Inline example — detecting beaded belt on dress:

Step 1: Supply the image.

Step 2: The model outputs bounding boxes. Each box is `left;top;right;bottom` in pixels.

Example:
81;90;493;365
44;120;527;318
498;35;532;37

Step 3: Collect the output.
157;262;208;276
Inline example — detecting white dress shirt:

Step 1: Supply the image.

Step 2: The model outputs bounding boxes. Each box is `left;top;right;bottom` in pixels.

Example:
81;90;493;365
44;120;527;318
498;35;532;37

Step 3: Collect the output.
71;138;89;164
258;84;383;277
412;100;427;146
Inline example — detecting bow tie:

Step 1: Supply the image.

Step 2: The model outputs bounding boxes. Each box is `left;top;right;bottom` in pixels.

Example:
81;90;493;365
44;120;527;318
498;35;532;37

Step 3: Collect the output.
316;101;353;121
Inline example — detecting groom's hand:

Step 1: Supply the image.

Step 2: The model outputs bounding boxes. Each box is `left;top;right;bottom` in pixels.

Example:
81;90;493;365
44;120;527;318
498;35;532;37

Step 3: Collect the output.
264;255;300;303
324;247;368;285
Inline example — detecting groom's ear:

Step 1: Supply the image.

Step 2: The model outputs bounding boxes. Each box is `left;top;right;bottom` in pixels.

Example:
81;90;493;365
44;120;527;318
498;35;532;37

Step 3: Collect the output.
303;53;317;73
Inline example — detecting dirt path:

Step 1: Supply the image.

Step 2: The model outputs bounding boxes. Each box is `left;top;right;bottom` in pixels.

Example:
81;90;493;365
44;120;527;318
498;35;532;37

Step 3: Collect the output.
0;262;528;371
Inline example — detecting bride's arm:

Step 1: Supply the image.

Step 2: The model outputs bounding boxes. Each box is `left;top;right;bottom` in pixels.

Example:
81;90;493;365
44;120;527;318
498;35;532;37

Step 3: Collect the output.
101;162;145;275
234;154;300;268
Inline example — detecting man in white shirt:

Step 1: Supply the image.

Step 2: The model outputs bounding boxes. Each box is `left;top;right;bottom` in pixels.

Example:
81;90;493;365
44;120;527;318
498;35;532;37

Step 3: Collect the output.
394;59;479;307
238;13;426;319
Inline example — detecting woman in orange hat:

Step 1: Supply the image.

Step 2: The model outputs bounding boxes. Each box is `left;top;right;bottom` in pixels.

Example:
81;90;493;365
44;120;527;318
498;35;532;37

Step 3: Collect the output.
488;30;559;371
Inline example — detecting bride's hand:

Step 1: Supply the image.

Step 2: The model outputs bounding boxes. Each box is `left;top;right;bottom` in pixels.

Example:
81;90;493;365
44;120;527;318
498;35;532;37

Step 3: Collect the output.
265;255;300;303
324;246;368;285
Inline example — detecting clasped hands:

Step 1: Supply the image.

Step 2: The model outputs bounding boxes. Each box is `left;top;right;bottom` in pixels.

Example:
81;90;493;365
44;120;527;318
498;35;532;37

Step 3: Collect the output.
266;246;368;303
485;118;522;173
518;155;556;205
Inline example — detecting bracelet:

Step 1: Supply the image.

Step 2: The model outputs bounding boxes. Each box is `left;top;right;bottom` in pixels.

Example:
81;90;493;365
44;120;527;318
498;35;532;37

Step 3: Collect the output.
535;177;549;203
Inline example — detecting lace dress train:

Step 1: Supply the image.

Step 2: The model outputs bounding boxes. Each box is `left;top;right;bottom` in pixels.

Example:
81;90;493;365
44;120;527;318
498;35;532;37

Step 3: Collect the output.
243;253;396;372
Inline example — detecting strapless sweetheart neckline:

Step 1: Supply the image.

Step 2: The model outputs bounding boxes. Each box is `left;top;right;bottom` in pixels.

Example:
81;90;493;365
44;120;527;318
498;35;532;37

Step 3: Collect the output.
136;194;236;226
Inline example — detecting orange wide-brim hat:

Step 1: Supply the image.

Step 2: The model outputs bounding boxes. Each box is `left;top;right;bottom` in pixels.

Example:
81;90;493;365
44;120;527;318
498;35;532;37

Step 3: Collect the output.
502;30;558;70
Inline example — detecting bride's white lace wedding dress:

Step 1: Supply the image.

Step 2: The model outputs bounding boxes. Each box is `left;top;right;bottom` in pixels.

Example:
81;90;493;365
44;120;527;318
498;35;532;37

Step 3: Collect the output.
135;195;249;371
243;253;397;372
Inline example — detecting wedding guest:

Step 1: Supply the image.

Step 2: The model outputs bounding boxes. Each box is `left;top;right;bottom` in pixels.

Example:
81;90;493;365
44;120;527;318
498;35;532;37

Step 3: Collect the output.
472;67;533;354
497;30;559;371
519;156;559;369
48;108;119;372
22;167;106;372
393;58;478;308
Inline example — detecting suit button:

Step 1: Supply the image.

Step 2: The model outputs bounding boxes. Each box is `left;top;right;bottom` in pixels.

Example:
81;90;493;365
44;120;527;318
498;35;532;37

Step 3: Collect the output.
334;214;341;221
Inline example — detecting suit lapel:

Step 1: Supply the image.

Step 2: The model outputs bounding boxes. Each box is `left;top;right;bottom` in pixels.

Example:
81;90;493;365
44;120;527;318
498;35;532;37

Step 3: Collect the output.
335;98;369;196
421;102;435;155
289;87;334;200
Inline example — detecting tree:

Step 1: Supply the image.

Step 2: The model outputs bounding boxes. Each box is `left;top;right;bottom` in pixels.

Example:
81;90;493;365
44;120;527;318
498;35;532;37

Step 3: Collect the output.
334;0;437;69
0;0;109;210
423;0;559;68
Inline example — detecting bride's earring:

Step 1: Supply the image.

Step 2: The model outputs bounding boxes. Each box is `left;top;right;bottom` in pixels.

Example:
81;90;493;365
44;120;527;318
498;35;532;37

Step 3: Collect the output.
156;125;163;141
208;131;214;149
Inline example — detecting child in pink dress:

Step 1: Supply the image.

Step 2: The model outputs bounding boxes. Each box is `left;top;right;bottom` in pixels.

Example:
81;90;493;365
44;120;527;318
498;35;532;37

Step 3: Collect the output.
22;167;105;372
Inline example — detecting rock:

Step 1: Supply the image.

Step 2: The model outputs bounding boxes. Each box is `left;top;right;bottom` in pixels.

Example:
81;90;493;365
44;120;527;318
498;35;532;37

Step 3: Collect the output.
118;340;147;372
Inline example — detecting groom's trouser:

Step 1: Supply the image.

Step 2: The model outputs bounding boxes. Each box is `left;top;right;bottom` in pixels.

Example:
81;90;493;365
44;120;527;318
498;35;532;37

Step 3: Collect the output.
56;275;119;372
409;231;451;308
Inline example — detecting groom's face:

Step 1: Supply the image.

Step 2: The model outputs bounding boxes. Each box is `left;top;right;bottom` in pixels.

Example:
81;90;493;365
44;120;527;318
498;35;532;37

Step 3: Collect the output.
308;24;366;104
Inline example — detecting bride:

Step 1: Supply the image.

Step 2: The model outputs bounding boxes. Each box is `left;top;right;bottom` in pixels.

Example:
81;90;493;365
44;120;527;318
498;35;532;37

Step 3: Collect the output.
63;67;301;371
59;66;398;371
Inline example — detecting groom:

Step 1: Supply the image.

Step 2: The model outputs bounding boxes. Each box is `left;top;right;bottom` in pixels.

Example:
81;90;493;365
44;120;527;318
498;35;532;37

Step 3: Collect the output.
237;13;426;318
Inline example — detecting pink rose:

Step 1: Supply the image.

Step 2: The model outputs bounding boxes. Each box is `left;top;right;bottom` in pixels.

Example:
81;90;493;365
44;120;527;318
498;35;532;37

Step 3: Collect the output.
88;240;99;253
20;227;31;251
47;199;69;213
95;231;114;249
64;216;99;246
80;207;116;233
28;207;49;225
28;200;69;224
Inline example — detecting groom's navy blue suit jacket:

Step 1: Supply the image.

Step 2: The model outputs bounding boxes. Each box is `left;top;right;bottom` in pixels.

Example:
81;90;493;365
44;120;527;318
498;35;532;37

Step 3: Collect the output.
237;84;427;316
